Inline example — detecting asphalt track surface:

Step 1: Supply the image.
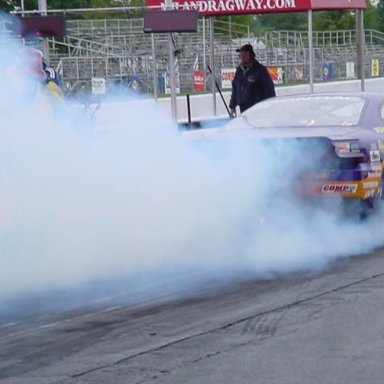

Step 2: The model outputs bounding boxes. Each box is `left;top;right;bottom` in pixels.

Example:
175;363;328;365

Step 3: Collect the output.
2;249;384;384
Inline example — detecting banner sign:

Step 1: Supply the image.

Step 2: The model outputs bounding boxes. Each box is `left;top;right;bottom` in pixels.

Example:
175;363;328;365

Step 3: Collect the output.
267;66;284;85
346;62;355;79
128;76;140;92
146;0;365;17
165;72;180;94
221;68;236;89
221;67;283;87
295;65;304;81
91;77;106;95
193;70;205;91
371;59;379;77
322;62;334;81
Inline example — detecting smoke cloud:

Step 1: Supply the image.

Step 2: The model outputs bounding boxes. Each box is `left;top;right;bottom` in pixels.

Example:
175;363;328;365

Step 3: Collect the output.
1;25;383;316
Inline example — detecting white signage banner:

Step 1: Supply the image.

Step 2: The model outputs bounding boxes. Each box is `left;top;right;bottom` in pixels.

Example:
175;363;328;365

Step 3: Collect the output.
221;68;236;89
346;62;355;79
92;77;107;95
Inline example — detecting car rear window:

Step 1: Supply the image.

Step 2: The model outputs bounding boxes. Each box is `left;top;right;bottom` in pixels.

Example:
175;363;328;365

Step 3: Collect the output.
236;96;366;129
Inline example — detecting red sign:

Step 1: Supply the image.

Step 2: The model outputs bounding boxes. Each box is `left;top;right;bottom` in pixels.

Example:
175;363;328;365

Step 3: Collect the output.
221;68;236;89
146;0;365;17
193;70;205;91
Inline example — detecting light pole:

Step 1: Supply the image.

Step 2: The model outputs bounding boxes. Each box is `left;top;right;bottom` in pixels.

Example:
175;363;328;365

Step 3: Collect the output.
38;0;49;60
164;0;177;121
308;10;314;93
21;0;25;46
357;9;365;92
38;0;47;14
151;33;158;101
210;18;216;115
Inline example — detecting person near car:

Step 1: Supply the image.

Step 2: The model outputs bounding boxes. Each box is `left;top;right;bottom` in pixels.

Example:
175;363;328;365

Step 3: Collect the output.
229;44;276;117
21;47;64;102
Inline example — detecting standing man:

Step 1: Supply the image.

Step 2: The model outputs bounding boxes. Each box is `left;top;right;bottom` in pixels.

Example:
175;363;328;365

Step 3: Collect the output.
229;44;275;116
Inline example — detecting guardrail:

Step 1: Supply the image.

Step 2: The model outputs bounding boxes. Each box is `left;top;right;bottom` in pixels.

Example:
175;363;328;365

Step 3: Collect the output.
263;29;384;49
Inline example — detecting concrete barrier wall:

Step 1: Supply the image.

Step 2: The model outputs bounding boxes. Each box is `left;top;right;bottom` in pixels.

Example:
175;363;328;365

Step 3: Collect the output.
94;78;384;128
169;78;384;122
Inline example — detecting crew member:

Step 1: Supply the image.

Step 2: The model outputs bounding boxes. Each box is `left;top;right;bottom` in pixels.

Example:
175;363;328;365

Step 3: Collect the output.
22;47;64;102
229;44;275;116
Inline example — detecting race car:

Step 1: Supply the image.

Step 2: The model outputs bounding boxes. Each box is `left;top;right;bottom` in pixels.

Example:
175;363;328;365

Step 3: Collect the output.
191;93;384;218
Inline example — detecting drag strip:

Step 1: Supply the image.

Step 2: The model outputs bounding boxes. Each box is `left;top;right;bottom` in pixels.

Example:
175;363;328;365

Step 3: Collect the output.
1;249;384;384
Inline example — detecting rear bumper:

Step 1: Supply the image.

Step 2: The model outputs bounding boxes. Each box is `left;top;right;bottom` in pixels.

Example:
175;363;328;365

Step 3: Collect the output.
297;167;382;200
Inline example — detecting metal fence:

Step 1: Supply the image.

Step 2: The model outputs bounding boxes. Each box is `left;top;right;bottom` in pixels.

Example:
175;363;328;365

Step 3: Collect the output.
36;19;384;96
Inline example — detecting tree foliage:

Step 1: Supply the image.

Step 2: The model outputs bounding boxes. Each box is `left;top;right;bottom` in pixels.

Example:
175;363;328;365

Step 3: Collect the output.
1;0;384;30
0;0;13;11
250;0;379;33
376;0;384;31
0;0;145;18
254;12;307;32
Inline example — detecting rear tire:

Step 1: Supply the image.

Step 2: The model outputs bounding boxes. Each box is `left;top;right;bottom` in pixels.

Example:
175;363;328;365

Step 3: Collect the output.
342;198;373;221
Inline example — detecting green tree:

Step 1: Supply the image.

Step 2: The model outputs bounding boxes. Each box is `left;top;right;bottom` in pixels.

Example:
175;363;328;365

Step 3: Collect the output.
313;10;355;30
0;0;14;11
312;2;380;31
1;0;122;11
253;12;308;32
249;0;379;33
0;0;139;19
376;0;384;31
2;0;381;30
364;0;379;29
216;15;254;37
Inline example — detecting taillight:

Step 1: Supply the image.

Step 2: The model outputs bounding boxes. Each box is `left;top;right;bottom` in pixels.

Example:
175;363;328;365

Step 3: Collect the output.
333;140;360;155
332;140;368;169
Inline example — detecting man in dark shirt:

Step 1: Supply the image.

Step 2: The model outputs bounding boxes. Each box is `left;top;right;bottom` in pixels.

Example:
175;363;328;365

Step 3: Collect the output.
229;44;276;117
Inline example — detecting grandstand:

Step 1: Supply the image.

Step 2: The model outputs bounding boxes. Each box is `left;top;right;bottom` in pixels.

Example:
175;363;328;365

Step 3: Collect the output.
35;18;384;95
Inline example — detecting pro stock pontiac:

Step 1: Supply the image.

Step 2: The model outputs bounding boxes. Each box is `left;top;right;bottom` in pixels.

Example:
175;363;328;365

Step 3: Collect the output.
190;93;384;218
